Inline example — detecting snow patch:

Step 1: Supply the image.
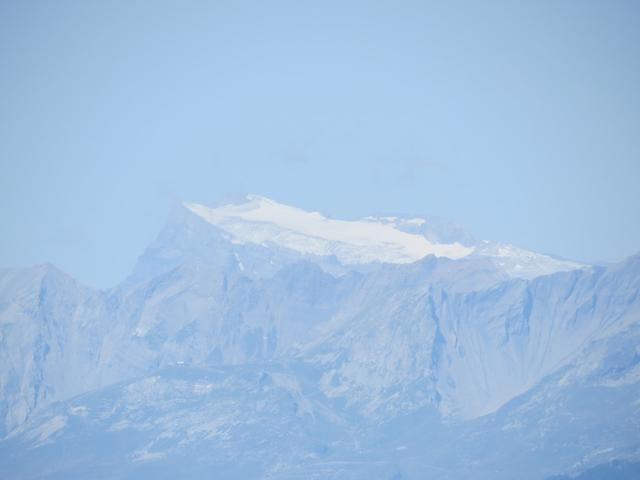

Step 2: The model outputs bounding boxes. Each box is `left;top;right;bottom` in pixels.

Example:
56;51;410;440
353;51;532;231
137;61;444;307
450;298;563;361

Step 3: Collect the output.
233;252;245;271
27;415;67;446
69;405;89;417
132;450;165;462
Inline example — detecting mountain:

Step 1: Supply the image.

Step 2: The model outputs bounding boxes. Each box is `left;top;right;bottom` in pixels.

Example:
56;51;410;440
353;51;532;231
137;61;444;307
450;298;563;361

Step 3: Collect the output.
0;195;638;479
182;194;583;279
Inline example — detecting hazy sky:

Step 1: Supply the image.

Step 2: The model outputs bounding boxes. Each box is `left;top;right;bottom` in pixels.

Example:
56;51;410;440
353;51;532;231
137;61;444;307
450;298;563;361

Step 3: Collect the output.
1;0;639;288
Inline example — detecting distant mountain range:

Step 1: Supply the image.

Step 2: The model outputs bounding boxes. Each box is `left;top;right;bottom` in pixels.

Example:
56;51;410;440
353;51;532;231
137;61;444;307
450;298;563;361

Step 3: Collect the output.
1;195;638;479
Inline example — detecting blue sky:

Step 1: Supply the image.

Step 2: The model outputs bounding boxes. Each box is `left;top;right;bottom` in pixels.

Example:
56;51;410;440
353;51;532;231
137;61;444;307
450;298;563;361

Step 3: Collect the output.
1;0;639;288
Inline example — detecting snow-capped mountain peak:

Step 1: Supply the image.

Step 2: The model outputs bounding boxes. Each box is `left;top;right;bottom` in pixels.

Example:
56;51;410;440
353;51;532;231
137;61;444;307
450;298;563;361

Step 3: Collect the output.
182;194;585;279
0;195;637;480
184;194;474;265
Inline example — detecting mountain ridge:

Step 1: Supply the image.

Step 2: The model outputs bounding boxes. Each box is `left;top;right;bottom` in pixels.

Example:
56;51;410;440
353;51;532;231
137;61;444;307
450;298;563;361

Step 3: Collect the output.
0;196;638;479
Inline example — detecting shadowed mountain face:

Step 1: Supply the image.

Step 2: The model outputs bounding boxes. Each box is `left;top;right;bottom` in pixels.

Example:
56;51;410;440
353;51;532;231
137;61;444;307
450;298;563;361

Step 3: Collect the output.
1;196;638;479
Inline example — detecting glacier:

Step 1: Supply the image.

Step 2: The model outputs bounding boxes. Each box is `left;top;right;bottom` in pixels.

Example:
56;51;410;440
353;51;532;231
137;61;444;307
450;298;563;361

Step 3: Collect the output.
0;194;638;479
